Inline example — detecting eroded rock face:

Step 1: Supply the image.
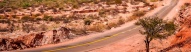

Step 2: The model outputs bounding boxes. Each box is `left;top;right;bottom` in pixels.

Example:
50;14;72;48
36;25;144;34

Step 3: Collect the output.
161;3;191;52
0;33;39;51
0;27;72;51
170;28;191;51
168;3;191;52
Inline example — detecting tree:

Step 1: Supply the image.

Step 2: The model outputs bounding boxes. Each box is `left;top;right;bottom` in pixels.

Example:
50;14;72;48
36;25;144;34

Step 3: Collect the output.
135;17;176;52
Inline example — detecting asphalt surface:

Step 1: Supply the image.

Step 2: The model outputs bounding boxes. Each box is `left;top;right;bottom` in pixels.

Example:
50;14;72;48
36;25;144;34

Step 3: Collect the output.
18;0;179;52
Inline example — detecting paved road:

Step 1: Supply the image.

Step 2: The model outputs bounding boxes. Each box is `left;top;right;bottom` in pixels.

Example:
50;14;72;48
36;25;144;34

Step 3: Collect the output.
18;0;179;52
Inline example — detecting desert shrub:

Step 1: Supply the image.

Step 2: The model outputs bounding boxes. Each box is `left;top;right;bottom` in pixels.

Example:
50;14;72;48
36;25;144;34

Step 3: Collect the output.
0;19;11;23
21;16;30;21
0;1;6;8
34;14;41;17
127;16;138;21
144;3;150;6
35;18;42;21
8;21;15;33
150;5;157;10
128;11;146;21
132;11;146;17
40;24;47;31
181;3;191;9
107;22;118;29
106;0;122;4
0;26;9;32
0;16;4;19
89;23;107;32
181;5;186;10
0;9;4;13
43;15;53;21
21;16;34;21
52;17;64;21
84;18;92;25
99;9;107;17
22;23;35;33
71;28;86;35
12;15;17;18
150;0;158;2
0;0;101;10
184;3;191;6
118;17;126;25
63;18;70;23
55;21;60;24
34;0;43;2
72;3;80;9
21;2;32;8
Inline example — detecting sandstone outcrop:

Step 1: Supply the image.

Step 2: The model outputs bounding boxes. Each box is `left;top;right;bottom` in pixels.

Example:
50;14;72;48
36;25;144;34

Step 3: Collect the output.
0;27;72;51
161;3;191;52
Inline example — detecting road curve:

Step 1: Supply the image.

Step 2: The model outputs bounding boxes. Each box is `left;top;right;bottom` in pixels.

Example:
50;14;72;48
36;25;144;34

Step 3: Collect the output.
17;0;179;52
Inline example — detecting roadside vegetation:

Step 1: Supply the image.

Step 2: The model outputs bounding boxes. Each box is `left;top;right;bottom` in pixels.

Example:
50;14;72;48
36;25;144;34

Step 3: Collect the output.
128;11;146;21
0;0;161;35
0;0;124;9
135;17;176;52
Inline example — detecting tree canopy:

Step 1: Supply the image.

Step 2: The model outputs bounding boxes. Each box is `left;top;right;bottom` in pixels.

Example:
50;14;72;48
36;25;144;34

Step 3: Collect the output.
135;17;176;52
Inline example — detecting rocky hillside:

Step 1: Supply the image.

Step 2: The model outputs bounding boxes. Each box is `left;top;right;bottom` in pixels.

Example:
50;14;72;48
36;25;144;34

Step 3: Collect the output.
161;3;191;52
0;0;164;51
0;27;73;51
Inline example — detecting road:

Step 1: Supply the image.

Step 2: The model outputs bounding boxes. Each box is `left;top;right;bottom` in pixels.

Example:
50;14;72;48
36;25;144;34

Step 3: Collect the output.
17;0;179;52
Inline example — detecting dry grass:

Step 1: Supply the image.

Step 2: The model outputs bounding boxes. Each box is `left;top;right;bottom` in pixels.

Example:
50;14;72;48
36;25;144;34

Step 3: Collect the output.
132;11;146;17
127;11;146;21
117;17;126;25
107;21;118;29
127;15;139;21
0;0;123;9
88;22;108;32
150;0;158;2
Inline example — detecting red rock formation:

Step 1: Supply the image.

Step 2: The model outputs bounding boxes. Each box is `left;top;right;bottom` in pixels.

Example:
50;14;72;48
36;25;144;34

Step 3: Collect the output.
0;27;72;51
166;3;191;52
171;28;191;51
161;3;191;52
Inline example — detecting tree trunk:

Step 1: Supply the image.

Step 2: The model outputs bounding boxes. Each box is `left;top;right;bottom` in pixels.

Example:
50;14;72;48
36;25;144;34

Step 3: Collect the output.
145;39;150;52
